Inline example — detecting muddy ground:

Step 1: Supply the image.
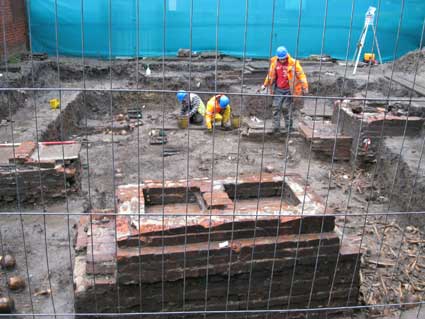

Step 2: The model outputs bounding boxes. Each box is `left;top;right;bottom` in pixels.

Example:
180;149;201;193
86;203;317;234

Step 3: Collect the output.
0;50;425;318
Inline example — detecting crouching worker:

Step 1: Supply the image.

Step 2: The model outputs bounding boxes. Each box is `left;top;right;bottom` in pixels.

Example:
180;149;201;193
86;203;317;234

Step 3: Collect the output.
261;46;308;133
205;95;231;132
177;90;206;124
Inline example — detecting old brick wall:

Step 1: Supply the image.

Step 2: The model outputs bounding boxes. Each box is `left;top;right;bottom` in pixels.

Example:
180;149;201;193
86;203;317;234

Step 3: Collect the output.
0;0;28;58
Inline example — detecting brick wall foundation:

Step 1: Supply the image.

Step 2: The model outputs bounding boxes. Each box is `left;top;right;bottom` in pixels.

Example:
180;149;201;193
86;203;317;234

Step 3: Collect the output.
74;173;361;317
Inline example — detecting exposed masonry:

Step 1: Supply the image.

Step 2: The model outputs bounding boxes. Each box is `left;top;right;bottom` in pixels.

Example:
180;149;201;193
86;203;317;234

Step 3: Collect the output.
300;99;425;165
298;120;353;161
74;173;361;318
0;0;28;57
0;141;81;203
333;100;425;165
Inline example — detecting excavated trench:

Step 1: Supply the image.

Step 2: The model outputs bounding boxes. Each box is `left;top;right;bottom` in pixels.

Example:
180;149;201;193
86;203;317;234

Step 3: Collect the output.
1;52;425;317
39;68;420;143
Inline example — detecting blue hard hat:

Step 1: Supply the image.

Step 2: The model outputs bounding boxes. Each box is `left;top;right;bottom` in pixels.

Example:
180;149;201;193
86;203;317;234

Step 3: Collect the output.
219;95;230;108
176;90;187;102
276;46;288;59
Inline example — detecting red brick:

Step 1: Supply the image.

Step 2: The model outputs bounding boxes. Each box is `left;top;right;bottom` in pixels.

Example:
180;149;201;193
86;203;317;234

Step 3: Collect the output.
202;191;233;209
0;0;28;57
10;141;36;162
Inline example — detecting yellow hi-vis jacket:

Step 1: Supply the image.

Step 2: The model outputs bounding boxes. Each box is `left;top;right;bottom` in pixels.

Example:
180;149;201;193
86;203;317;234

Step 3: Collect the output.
205;95;231;130
263;54;308;95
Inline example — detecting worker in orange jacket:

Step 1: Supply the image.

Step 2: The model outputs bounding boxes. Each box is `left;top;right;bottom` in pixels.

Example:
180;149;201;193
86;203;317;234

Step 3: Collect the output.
205;94;231;131
261;46;308;133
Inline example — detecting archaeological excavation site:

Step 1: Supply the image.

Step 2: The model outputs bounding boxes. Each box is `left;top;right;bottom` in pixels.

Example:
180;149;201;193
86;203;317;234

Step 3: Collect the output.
0;0;425;318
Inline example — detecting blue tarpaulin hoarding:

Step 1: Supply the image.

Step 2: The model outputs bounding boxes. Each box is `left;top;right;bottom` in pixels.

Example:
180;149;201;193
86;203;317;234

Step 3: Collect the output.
28;0;424;61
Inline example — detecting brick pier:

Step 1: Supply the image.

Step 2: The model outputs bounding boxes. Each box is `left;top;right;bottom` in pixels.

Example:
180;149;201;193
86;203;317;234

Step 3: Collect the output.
74;173;361;318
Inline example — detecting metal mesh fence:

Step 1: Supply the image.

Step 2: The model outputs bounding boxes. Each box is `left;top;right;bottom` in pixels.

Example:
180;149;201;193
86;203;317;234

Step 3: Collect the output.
0;0;425;318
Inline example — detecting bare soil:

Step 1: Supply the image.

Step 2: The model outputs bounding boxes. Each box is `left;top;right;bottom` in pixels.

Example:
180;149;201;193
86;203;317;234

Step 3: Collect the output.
0;53;425;318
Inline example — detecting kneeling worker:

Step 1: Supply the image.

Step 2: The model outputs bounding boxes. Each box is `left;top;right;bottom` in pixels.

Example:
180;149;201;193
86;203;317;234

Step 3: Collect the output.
261;46;308;133
205;94;231;131
177;90;206;124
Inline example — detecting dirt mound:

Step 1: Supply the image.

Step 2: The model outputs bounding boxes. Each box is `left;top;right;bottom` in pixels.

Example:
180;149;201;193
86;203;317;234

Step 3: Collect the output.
391;48;425;73
359;77;420;97
309;76;358;96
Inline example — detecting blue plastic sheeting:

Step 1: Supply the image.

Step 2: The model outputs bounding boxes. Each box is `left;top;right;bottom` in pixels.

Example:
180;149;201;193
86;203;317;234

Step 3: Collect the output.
28;0;425;61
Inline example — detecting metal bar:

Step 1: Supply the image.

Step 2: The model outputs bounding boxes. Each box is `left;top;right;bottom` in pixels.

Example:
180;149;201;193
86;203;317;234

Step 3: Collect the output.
305;0;331;313
245;0;273;312
1;86;424;103
387;16;425;299
0;229;12;301
107;0;121;312
225;0;253;317
161;0;166;311
345;0;404;307
135;0;143;315
3;1;36;316
4;0;57;316
325;0;357;311
1;301;425;317
2;210;425;218
182;0;195;310
286;0;319;310
337;1;384;309
53;0;75;310
204;0;221;314
364;0;416;303
80;0;99;313
265;0;297;313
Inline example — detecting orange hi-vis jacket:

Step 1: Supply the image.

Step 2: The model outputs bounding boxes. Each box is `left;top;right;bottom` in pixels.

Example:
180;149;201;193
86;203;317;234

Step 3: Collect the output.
263;54;308;95
205;95;231;130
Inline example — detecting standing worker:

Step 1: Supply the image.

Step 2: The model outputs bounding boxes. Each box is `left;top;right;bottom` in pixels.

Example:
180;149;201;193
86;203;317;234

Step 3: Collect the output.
260;46;308;133
205;94;231;132
177;90;206;124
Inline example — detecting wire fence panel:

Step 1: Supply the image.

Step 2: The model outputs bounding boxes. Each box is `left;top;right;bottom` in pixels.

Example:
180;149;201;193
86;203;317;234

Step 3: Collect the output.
0;0;425;319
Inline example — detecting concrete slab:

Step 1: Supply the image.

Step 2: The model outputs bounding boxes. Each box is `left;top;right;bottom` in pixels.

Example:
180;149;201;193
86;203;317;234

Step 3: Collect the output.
30;142;81;162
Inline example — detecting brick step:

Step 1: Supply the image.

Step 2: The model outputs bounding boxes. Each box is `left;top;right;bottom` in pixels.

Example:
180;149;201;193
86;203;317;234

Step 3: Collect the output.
120;220;336;247
76;287;358;313
116;215;335;243
116;242;359;283
115;232;341;263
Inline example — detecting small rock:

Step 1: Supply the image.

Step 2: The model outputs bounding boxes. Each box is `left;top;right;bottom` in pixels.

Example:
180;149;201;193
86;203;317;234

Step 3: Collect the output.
0;255;16;270
120;130;127;136
0;297;15;313
7;276;26;291
177;48;191;57
264;165;274;173
117;113;125;121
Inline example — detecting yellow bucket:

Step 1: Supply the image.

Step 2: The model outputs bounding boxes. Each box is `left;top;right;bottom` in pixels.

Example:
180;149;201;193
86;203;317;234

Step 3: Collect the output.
364;53;375;62
231;115;241;129
49;98;60;110
178;116;189;129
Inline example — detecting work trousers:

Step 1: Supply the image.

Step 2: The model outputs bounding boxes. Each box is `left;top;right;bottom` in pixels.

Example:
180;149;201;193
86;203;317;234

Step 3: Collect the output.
272;87;293;131
190;112;204;124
